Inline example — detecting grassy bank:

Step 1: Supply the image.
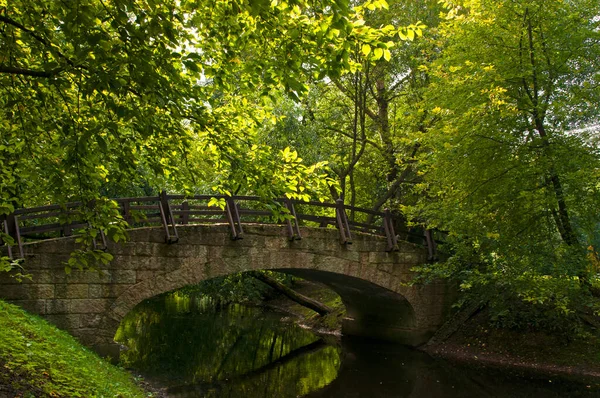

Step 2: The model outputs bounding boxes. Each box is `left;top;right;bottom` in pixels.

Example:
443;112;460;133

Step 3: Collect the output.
0;300;146;397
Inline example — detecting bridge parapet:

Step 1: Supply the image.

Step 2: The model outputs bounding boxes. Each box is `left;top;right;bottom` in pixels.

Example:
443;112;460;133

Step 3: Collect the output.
1;193;439;262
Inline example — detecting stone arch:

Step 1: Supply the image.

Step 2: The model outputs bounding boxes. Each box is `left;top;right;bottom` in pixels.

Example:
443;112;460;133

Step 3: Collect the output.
102;249;423;352
278;269;418;342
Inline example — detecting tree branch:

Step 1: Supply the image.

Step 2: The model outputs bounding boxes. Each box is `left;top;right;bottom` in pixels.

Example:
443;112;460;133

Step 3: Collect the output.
323;125;382;151
332;78;378;120
0;14;75;67
0;65;63;77
369;143;421;216
246;271;331;316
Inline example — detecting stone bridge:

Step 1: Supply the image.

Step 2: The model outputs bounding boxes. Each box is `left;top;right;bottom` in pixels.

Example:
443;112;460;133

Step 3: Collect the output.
0;224;453;358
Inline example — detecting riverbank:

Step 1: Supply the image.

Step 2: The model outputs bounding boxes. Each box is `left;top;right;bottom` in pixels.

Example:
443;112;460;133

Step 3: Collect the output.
423;309;600;390
0;300;147;397
267;280;600;391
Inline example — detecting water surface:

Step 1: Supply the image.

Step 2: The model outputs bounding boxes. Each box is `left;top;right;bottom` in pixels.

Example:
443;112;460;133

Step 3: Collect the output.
115;293;599;397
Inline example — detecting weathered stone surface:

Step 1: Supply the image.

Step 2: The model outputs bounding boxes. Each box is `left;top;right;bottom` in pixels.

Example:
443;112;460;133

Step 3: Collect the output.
80;313;103;328
9;299;46;315
65;270;111;284
46;299;70;314
55;284;88;299
70;299;110;314
1;285;25;300
45;314;80;330
368;251;403;264
25;270;55;284
111;270;136;284
88;284;130;299
1;224;454;354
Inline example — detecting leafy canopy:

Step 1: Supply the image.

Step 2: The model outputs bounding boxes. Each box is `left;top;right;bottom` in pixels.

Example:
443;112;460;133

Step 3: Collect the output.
409;0;600;327
0;0;421;271
0;0;420;210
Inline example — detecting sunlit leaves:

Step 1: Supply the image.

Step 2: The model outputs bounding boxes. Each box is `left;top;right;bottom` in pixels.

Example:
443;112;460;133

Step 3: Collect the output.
0;0;402;217
361;44;371;56
410;0;600;324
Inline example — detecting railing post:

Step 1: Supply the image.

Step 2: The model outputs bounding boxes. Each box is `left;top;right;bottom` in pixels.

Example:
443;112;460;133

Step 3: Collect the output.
2;213;23;260
89;222;108;251
383;208;398;252
335;199;352;245
62;206;73;237
121;201;131;225
159;190;179;244
234;201;244;236
284;199;302;241
2;217;12;260
424;229;437;261
225;197;243;240
99;229;107;250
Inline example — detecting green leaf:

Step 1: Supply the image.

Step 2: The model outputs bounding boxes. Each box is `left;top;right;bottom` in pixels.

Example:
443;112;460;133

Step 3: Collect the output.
361;44;371;56
373;47;383;60
383;49;391;61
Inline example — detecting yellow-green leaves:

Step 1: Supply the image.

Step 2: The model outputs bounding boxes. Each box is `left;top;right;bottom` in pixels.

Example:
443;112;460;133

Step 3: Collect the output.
412;0;600;329
208;197;227;209
397;22;426;41
373;47;384;60
361;44;371;56
383;49;391;61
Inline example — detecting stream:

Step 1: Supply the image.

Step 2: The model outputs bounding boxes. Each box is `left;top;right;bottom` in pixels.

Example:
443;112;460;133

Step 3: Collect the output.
115;292;598;397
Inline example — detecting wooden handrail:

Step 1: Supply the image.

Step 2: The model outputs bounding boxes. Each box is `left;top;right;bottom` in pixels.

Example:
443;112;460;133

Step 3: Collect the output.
1;194;436;260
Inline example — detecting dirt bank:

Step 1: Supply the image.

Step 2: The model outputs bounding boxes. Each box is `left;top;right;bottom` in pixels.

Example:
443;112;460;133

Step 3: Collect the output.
423;310;600;390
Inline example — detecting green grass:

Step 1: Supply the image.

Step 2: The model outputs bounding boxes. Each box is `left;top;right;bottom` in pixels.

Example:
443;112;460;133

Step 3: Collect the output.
0;300;147;397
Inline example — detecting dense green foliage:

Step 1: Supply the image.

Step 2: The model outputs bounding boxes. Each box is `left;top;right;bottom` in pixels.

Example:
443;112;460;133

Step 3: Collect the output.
259;0;600;332
0;0;426;272
0;300;146;397
260;0;438;215
0;0;421;209
407;0;600;332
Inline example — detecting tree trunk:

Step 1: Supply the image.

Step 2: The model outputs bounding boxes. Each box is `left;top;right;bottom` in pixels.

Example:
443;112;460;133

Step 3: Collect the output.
246;271;332;316
523;10;578;246
426;301;483;346
376;78;397;185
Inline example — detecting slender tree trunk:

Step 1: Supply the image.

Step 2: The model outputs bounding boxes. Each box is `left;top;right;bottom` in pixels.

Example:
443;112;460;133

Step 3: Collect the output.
524;11;578;246
376;77;396;185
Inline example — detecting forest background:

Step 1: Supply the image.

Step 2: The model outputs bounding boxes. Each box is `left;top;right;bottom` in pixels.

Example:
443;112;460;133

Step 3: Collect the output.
1;0;600;336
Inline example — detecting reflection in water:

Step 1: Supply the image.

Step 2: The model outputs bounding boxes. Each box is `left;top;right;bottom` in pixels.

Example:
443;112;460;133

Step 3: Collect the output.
309;338;600;398
116;292;599;398
115;293;341;397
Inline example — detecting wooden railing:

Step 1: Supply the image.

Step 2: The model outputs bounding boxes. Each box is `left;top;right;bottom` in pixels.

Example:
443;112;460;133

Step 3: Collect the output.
1;192;437;260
